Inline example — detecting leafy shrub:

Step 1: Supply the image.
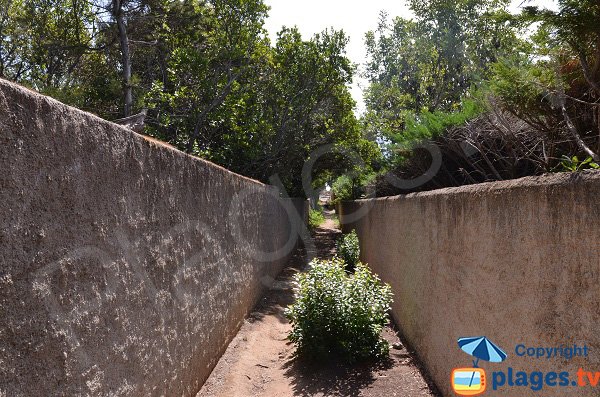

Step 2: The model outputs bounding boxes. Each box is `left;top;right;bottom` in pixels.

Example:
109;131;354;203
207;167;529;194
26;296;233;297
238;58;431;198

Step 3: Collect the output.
336;230;360;272
308;207;325;230
286;258;393;361
392;98;484;150
554;155;600;172
331;175;353;203
331;173;376;204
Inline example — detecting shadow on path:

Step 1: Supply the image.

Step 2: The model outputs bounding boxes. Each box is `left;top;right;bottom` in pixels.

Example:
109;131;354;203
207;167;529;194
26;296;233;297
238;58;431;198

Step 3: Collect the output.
197;211;439;397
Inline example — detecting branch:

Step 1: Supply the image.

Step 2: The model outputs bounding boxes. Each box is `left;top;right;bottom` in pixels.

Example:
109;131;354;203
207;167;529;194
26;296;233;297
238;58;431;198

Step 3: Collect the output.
187;66;247;151
129;39;158;46
578;49;600;96
560;105;600;162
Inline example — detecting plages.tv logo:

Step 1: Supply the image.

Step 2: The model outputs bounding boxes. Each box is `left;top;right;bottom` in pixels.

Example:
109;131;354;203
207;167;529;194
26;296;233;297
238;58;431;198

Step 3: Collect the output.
451;336;508;396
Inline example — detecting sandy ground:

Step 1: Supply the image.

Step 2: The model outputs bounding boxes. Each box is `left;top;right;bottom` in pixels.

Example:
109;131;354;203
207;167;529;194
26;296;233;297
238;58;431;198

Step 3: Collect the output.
197;213;439;397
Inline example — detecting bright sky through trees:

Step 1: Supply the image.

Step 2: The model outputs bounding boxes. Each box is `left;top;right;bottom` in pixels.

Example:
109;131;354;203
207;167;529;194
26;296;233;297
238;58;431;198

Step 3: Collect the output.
264;0;558;114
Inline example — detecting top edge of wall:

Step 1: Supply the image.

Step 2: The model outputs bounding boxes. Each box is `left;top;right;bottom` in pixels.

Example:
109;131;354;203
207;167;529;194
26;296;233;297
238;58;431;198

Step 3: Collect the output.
0;78;270;189
346;170;600;203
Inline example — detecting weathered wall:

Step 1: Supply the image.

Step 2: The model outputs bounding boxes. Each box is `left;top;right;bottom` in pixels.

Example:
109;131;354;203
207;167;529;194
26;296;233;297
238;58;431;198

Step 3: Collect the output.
0;79;304;396
340;172;600;397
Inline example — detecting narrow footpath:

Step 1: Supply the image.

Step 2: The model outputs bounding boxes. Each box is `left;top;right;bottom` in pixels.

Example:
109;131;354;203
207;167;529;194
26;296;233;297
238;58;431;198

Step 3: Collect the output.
197;212;438;397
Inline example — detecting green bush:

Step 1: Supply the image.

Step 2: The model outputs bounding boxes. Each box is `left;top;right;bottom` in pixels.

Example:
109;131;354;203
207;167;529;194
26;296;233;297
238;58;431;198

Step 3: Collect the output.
286;258;393;361
336;230;360;272
399;98;484;144
308;207;325;230
331;173;376;204
554;155;600;172
331;175;353;203
385;99;485;167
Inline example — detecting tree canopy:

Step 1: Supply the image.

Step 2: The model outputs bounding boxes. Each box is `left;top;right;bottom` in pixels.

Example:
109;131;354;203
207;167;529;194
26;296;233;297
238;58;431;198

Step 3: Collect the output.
0;0;378;197
362;0;518;142
4;0;599;200
331;0;600;200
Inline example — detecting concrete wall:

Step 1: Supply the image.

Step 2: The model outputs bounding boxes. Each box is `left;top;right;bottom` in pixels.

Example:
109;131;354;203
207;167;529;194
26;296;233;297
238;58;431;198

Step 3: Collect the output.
290;198;309;233
0;79;304;396
339;172;600;397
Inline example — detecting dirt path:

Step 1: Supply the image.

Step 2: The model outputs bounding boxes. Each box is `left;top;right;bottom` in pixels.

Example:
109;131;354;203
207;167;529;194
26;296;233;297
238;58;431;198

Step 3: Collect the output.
197;213;438;397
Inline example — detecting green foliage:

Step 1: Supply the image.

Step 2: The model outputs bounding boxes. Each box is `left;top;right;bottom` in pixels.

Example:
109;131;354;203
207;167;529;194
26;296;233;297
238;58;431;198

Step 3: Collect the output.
521;1;600;55
393;99;485;147
0;0;28;81
0;0;379;195
363;0;518;144
145;0;271;151
286;258;393;361
488;55;559;131
359;0;600;197
555;155;600;172
331;175;353;203
360;0;522;195
308;207;325;230
490;0;600;159
350;98;485;197
145;21;376;196
336;230;360;272
331;172;376;204
0;0;97;90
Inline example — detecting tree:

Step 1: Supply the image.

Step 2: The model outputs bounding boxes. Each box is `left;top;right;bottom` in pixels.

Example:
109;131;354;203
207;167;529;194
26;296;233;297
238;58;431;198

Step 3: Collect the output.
0;0;27;81
0;0;378;196
489;0;600;162
144;0;271;155
521;0;600;160
0;0;96;90
359;0;600;198
258;27;373;195
146;22;377;196
111;0;133;116
363;0;518;144
523;0;600;95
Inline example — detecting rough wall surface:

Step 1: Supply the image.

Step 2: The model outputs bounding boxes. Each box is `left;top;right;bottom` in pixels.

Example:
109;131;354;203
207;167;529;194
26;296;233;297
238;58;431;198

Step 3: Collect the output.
0;79;303;396
339;172;600;397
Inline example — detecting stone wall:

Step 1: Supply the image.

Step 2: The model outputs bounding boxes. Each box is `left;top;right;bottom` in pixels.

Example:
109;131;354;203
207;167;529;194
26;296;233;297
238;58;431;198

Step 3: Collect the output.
0;79;304;396
339;172;600;397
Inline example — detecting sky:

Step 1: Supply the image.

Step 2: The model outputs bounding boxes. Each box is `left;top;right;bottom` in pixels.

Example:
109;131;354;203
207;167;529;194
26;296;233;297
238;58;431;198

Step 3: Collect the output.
264;0;558;114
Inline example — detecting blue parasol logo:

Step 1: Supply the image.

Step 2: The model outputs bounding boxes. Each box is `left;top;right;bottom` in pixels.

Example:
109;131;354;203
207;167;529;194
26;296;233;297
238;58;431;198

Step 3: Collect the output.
453;336;507;393
458;336;508;368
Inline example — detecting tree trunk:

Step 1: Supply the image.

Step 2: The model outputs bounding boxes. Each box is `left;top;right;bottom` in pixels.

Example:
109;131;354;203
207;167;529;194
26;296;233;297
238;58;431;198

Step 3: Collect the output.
578;49;600;97
561;105;600;162
113;0;132;117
